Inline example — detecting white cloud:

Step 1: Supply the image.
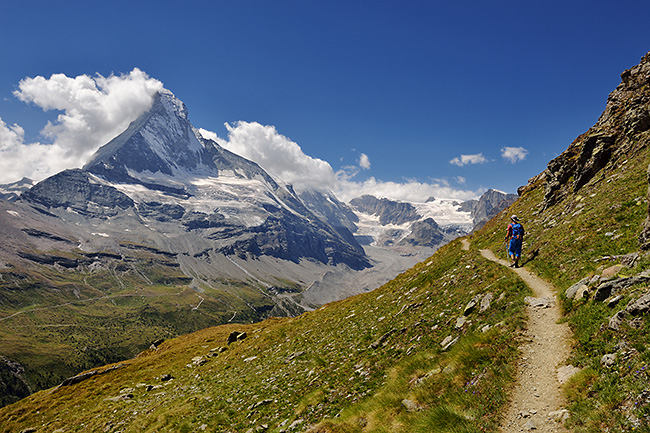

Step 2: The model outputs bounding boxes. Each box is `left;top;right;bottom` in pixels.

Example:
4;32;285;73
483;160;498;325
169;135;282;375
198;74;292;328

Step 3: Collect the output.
213;121;338;193
199;125;479;203
454;176;466;184
501;146;528;163
0;69;162;183
359;153;371;170
450;153;488;166
334;176;480;203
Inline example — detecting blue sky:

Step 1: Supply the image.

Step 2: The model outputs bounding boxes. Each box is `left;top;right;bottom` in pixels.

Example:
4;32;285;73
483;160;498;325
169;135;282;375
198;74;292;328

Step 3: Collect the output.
1;0;649;201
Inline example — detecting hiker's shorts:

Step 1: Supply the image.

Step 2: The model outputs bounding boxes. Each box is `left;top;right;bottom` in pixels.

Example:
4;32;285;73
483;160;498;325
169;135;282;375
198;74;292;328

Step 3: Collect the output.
509;238;522;258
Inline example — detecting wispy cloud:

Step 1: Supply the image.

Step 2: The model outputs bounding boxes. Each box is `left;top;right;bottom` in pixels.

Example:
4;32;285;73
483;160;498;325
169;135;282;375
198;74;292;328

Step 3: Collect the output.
501;146;528;163
449;153;488;166
358;153;371;170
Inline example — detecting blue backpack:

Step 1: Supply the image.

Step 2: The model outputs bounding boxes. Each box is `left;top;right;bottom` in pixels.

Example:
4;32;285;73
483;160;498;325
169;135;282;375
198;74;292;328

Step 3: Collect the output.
511;223;524;239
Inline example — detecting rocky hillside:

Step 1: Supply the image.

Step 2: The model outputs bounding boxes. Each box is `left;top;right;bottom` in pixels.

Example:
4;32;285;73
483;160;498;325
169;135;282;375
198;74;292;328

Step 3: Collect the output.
2;51;650;433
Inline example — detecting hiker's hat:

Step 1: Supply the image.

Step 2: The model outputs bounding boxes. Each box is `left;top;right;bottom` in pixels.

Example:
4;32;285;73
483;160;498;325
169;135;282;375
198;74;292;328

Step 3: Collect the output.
511;215;519;222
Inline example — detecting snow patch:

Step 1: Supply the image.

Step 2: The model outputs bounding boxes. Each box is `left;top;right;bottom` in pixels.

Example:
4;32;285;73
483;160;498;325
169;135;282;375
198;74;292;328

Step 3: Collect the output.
6;210;20;218
414;199;472;229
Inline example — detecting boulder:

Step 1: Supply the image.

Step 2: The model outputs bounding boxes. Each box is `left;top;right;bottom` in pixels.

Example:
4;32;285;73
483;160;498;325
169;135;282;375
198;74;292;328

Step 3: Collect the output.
609;310;627;331
192;356;207;366
601;353;617;368
227;331;247;345
401;399;422;412
463;295;481;316
525;297;554;308
627;292;650;316
607;295;624;307
566;278;589;299
575;285;591;301
479;292;494;312
609;291;650;330
440;336;458;351
601;264;624;279
594;275;650;302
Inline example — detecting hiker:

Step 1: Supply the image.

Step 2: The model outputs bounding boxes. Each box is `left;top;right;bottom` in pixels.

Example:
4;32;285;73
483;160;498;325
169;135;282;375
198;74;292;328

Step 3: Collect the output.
505;215;524;268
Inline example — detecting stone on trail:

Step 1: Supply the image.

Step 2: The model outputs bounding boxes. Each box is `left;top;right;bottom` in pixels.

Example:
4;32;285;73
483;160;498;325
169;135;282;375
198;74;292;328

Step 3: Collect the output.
524;296;554;308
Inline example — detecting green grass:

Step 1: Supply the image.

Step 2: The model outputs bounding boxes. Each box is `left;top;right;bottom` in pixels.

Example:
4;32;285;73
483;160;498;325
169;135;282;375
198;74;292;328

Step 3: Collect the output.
0;240;530;432
0;248;282;402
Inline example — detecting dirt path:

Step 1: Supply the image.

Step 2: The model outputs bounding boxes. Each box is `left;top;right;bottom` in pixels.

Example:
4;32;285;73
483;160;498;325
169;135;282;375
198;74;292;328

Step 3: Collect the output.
462;239;573;432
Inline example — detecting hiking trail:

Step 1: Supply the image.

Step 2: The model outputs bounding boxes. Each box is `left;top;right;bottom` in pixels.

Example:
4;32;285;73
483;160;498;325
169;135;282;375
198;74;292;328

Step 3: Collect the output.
461;238;572;432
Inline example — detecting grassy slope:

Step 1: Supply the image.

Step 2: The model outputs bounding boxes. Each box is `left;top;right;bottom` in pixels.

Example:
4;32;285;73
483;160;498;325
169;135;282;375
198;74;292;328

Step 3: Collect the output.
0;239;530;432
0;248;275;406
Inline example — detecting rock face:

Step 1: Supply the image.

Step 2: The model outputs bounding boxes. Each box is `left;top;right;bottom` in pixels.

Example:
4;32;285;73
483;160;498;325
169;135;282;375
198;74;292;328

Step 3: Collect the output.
298;189;359;233
458;189;518;231
349;195;420;226
22;169;135;218
544;52;650;209
397;218;444;247
0;177;35;201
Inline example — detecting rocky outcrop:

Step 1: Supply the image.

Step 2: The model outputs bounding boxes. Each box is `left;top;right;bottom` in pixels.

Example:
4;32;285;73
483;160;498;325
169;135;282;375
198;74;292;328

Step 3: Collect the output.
543;52;650;209
349;195;420;226
397;218;444;247
0;357;32;407
21;169;134;218
609;291;650;331
459;189;518;230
